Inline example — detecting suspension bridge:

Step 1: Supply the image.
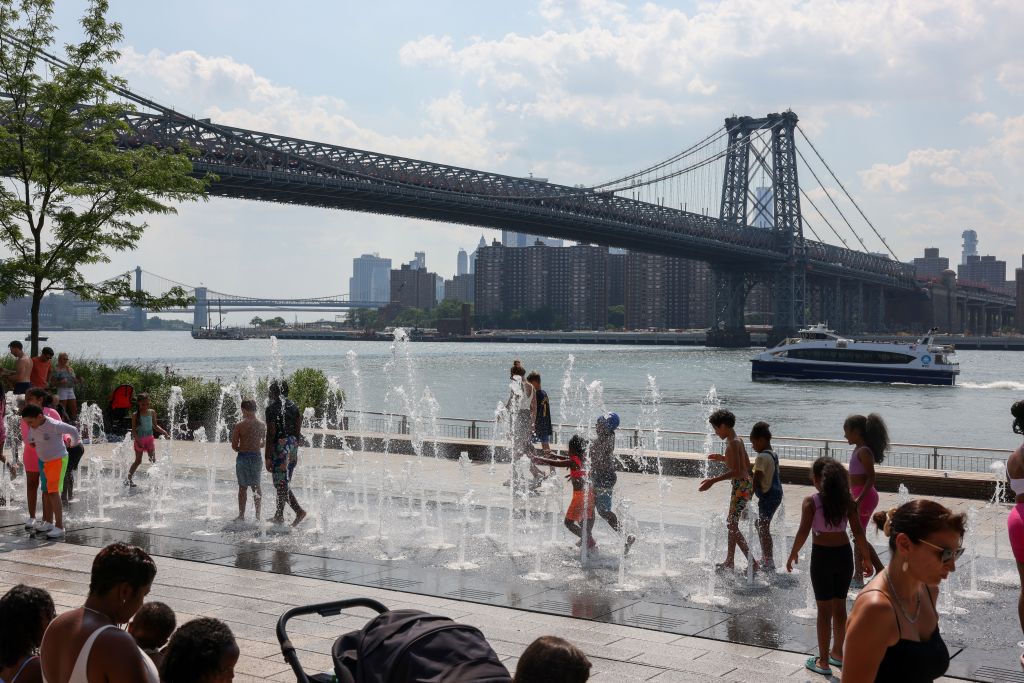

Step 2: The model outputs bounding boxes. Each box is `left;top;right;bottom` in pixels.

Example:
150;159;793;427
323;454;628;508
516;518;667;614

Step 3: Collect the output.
11;39;1018;340
77;269;387;330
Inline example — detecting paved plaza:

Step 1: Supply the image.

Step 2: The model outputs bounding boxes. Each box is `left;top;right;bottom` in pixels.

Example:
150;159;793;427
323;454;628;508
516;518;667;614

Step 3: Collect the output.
0;440;1017;682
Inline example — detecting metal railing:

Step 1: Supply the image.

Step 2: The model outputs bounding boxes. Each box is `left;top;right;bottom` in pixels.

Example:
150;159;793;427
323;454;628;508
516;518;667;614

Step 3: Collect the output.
337;410;1007;474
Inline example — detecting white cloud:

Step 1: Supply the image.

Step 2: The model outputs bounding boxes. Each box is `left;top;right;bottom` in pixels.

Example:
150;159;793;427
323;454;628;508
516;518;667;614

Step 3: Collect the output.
997;62;1024;95
398;0;1023;130
115;47;503;168
861;148;961;193
961;111;999;127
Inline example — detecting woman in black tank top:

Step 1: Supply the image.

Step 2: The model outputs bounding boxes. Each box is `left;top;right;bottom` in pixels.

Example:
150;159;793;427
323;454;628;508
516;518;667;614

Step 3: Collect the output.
842;500;966;682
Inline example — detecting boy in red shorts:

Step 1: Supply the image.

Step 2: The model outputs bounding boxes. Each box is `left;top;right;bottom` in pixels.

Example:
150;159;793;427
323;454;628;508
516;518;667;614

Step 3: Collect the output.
531;434;596;550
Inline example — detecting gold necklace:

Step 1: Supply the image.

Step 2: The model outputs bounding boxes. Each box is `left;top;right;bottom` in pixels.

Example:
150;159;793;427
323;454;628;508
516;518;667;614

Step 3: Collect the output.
884;568;921;625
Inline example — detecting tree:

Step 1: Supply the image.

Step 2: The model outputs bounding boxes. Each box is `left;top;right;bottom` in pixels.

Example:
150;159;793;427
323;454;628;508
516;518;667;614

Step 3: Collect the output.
432;298;468;321
264;316;286;328
249;316;263;327
391;307;429;328
608;305;624;329
0;0;210;354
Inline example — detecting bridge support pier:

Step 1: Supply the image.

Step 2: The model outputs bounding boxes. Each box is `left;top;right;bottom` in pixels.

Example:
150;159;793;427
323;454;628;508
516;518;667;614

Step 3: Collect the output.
193;287;209;329
707;268;751;347
129;266;145;331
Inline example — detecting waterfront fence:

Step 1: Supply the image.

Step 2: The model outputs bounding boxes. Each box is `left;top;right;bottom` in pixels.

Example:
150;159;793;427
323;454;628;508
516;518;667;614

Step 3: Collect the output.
339;410;1005;474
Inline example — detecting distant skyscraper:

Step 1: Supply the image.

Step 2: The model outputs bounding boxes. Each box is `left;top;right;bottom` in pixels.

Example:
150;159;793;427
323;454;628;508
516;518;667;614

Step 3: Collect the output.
407;251;426;270
457;248;468;276
752;187;773;228
390;264;437;310
349;253;392;303
501;230;563;248
435;274;445;304
961;229;978;265
470;235;486;274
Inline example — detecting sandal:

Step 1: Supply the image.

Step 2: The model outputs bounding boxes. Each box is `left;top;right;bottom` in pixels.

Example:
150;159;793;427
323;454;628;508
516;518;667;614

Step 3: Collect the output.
805;657;831;676
829;656;843;667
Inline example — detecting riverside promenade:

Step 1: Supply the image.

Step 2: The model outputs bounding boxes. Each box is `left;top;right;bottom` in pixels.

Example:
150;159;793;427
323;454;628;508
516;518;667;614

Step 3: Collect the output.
0;440;1015;681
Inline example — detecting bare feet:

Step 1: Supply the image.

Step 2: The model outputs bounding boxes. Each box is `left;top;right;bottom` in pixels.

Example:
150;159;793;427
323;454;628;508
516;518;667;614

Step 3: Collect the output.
234;515;244;522
624;534;636;556
292;510;307;527
715;562;734;572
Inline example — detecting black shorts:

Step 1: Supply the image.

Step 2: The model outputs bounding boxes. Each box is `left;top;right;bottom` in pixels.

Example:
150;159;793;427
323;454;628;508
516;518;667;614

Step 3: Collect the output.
66;444;85;470
810;543;853;601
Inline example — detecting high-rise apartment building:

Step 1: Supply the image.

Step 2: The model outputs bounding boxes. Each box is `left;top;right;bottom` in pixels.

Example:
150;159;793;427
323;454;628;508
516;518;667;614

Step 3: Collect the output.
607;251;625;307
913;248;950;279
959;254;1007;291
390;264;437;310
473;242;606;329
349;253;392;303
457;248;469;276
444;274;475;303
469;235;486;274
624;253;711;329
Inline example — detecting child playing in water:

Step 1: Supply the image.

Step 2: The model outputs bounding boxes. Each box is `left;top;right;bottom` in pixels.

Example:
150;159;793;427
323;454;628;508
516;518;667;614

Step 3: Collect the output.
750;421;783;573
126;393;169;487
591;413;636;555
699;409;758;572
21;388;63;531
231;400;266;521
531;435;597;550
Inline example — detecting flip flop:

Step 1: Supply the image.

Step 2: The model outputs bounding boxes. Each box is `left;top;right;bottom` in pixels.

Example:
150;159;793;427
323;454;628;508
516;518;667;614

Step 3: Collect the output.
829;656;843;667
805;657;831;676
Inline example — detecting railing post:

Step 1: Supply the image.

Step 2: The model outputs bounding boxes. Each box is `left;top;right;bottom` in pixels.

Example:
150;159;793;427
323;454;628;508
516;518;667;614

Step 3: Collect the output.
633;429;640;449
932;446;938;470
823;440;829;459
401;415;408;435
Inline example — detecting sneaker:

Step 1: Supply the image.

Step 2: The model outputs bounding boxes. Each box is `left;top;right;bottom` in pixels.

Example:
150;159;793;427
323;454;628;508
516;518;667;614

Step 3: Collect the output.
23;517;35;530
45;526;65;539
33;521;53;533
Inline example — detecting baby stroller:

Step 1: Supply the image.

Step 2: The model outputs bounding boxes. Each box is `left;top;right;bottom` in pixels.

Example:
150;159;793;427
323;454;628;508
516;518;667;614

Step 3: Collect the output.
277;598;511;683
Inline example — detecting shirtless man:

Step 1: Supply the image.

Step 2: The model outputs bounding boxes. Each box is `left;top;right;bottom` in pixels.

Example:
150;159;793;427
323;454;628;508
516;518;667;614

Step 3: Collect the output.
699;409;758;572
6;341;32;394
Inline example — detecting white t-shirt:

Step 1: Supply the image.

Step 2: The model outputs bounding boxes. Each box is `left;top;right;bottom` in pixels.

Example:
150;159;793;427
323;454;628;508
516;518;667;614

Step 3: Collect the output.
28;416;81;462
752;449;777;494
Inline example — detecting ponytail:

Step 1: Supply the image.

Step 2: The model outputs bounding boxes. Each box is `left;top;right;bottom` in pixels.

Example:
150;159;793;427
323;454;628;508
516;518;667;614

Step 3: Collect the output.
845;413;889;464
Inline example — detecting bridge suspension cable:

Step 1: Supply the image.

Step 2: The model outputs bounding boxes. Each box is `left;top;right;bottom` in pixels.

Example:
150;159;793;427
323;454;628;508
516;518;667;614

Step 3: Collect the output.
589;125;730;190
797;125;899;261
799;188;851;249
794;145;871;253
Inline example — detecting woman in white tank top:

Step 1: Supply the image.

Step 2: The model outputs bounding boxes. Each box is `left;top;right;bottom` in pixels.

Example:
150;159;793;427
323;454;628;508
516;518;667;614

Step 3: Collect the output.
40;543;160;683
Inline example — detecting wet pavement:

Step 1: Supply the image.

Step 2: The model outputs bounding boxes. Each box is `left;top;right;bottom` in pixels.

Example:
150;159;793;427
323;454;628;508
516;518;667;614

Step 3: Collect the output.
0;440;1019;681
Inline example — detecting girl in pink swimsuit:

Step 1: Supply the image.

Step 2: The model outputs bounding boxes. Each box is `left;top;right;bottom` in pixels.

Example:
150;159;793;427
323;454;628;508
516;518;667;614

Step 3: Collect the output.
1007;400;1024;669
845;413;888;585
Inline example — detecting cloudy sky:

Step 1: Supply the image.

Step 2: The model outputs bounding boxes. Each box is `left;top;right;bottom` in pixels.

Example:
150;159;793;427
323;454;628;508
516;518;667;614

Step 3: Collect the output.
51;0;1023;307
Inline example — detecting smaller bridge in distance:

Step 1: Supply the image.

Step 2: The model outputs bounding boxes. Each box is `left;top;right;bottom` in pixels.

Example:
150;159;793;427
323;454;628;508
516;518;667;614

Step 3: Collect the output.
84;268;386;329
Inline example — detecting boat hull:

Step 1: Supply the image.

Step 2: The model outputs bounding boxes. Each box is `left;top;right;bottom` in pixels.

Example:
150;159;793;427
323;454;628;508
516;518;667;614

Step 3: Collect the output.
750;360;957;386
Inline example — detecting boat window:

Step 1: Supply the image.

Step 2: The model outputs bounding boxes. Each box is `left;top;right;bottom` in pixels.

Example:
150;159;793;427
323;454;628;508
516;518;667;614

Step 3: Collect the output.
784;348;916;364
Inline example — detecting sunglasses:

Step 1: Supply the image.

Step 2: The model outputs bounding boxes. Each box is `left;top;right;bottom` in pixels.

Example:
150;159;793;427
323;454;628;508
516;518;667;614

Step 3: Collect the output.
917;538;965;563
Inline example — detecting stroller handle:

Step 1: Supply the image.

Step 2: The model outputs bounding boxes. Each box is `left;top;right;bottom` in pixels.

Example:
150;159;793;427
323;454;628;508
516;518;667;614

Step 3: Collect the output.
277;598;388;683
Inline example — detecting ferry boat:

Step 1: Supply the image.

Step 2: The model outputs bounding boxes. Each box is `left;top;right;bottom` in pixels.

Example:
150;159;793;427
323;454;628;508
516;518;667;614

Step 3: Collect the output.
751;325;960;386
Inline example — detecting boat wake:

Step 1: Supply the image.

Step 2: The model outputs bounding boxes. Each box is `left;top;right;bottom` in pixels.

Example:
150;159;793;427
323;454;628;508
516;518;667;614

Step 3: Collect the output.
961;381;1024;391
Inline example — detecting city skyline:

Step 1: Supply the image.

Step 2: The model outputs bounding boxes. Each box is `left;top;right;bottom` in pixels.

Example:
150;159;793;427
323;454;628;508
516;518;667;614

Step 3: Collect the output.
42;0;1024;307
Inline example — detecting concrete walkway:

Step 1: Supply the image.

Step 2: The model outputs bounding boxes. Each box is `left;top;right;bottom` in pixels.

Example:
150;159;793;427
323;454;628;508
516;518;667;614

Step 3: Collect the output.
0;540;964;683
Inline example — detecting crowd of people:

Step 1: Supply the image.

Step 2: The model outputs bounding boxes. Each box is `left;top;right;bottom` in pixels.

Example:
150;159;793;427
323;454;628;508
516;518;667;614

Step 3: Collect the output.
0;543;240;683
503;357;1024;681
2;347;1022;681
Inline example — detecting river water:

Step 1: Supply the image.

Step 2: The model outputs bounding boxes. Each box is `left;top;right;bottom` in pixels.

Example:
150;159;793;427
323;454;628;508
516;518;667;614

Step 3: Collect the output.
30;330;1024;451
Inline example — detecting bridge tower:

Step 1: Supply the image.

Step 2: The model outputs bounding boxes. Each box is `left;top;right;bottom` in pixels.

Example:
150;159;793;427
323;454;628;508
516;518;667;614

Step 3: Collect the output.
193;287;208;329
130;266;145;331
711;111;805;346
